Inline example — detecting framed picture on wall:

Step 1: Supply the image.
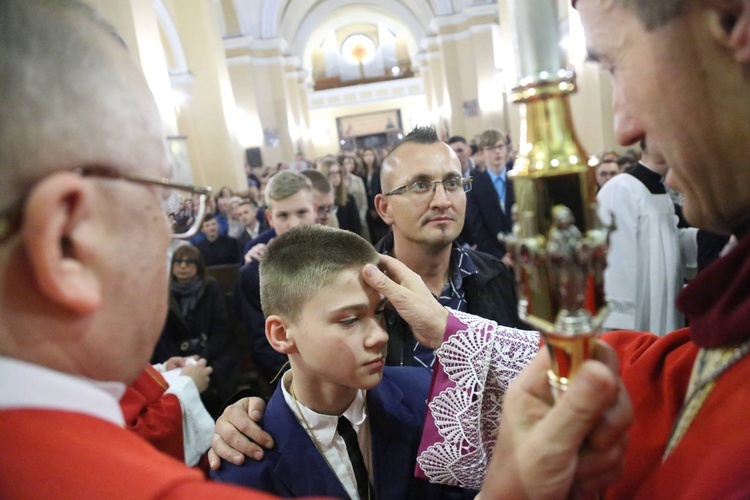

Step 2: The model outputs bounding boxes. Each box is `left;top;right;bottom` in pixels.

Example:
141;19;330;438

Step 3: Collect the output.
337;109;402;139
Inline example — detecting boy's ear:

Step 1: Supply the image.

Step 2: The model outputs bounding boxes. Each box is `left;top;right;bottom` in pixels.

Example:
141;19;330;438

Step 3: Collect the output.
374;194;394;226
22;172;102;315
707;0;750;62
266;315;298;354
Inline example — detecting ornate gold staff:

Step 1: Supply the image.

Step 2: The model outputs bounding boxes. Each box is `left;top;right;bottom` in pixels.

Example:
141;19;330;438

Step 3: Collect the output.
503;0;609;398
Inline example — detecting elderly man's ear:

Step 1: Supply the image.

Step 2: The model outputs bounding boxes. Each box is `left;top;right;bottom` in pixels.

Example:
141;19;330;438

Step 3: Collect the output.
22;173;102;315
707;0;750;62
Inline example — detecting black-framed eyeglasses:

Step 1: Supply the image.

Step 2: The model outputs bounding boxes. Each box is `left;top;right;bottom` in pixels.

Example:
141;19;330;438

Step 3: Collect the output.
383;176;473;197
0;165;213;243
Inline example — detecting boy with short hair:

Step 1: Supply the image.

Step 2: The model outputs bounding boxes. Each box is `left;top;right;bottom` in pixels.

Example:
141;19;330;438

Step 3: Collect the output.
235;171;318;382
216;225;458;499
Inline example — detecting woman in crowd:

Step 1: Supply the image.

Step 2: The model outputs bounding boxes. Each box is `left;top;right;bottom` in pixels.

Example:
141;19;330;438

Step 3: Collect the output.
361;147;389;244
318;157;362;236
152;245;240;415
338;154;369;241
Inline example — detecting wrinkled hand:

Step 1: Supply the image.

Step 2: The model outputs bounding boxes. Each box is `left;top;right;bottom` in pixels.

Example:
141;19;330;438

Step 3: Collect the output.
207;397;274;470
244;242;268;264
362;254;448;350
180;358;212;393
480;341;632;499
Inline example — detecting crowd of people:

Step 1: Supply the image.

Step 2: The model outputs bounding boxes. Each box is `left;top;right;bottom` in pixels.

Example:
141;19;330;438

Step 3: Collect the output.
3;0;750;498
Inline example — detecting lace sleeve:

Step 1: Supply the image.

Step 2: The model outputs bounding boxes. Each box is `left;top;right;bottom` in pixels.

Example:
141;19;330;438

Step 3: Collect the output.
415;309;540;490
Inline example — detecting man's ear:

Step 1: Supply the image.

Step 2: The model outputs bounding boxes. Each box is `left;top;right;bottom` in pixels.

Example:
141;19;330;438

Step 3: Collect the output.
374;193;394;226
266;315;298;354
22;173;102;315
707;0;750;62
265;208;275;229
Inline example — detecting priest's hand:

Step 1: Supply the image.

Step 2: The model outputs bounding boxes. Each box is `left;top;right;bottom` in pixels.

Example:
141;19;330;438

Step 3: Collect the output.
207;397;273;470
479;341;632;499
362;254;449;350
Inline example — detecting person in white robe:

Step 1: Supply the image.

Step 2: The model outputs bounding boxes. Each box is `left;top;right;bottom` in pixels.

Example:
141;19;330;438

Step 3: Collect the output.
597;143;697;336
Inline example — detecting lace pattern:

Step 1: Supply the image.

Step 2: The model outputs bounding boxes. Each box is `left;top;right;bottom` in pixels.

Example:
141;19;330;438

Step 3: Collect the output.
415;310;540;490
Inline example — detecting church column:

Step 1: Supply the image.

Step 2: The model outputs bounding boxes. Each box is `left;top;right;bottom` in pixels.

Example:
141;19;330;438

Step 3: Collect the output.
83;0;178;136
169;0;246;190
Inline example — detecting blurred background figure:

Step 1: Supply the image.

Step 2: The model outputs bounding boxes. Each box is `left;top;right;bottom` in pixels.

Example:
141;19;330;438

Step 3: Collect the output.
153;245;240;415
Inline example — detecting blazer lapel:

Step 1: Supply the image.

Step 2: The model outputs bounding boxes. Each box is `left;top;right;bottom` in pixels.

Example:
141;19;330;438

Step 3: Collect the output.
272;399;350;499
368;376;420;500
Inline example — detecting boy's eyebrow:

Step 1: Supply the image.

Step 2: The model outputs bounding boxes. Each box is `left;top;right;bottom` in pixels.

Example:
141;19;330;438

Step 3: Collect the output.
328;302;371;314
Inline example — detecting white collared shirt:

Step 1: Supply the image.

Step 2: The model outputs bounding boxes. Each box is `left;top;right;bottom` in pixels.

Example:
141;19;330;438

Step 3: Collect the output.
281;371;372;500
0;355;126;426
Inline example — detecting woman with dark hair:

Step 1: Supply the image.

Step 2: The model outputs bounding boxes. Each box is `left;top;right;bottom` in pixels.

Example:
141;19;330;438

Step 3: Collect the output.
152;244;239;415
361;147;389;244
318;158;362;236
338;154;370;241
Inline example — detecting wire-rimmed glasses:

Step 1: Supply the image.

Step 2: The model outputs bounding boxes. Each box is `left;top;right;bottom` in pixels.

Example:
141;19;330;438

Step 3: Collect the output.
383;176;473;197
0;165;213;243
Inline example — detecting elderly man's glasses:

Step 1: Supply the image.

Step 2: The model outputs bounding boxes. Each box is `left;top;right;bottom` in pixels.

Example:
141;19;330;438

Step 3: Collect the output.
0;165;212;243
383;176;473;197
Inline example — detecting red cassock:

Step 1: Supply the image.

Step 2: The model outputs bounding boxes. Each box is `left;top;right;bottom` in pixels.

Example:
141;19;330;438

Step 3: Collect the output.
603;231;750;498
604;329;750;498
0;409;278;499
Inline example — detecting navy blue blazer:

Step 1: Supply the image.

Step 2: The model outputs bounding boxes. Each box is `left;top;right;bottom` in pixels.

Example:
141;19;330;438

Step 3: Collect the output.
465;168;514;259
241;228;276;260
213;367;471;499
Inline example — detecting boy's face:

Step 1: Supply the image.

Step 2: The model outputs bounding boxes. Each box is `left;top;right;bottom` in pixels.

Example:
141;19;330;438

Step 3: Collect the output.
266;190;316;236
287;268;388;392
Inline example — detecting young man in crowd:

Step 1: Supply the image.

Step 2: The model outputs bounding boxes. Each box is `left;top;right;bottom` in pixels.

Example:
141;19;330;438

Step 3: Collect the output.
465;128;516;261
235;171;317;383
196;214;240;266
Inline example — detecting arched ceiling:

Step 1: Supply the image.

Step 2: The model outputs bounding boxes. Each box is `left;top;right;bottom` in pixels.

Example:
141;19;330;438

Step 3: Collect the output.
228;0;496;66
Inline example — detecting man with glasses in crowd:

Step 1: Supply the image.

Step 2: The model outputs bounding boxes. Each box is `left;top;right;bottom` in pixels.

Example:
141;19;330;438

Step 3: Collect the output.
466;128;516;262
373;126;521;368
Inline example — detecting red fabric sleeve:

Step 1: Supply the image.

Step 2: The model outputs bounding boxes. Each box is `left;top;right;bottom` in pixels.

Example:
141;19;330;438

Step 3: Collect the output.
601;328;698;498
120;365;185;462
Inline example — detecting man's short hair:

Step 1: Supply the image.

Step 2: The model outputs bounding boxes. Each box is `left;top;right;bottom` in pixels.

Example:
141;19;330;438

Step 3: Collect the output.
300;168;332;194
478;128;510;149
382;126;441;166
0;0;168;212
264;170;313;208
239;199;258;209
260;225;378;322
447;135;468;145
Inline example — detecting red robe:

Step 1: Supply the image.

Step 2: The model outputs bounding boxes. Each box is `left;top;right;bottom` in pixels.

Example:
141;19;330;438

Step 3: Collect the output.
0;409;278;499
602;231;750;498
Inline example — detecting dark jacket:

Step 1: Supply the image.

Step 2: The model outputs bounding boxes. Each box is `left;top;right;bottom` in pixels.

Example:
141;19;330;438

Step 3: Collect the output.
374;240;522;367
337;194;363;236
465;168;515;258
153;277;240;412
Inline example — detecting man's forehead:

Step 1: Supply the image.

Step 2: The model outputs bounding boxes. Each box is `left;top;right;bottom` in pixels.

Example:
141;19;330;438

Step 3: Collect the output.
390;142;461;173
